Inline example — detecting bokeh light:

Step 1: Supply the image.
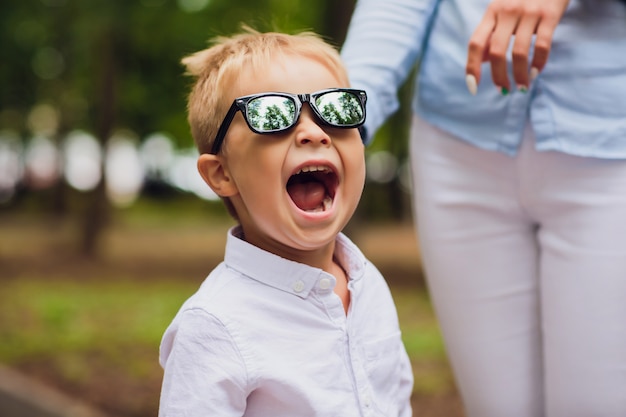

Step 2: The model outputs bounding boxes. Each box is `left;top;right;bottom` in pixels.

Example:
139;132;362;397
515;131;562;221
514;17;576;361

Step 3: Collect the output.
105;132;145;207
140;132;175;181
366;150;398;184
0;130;23;204
27;103;60;137
24;135;61;189
63;130;102;192
168;149;218;201
32;46;65;80
177;0;210;13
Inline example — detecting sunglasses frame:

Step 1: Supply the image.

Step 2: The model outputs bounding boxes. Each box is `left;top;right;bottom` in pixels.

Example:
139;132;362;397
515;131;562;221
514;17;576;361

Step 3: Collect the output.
209;88;367;155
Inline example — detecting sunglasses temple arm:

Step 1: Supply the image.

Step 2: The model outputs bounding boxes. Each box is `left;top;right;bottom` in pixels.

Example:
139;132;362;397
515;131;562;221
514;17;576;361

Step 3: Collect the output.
358;126;368;144
210;104;239;154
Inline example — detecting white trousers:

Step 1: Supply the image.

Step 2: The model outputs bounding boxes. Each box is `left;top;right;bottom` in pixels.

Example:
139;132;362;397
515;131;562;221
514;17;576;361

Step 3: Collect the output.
409;118;626;417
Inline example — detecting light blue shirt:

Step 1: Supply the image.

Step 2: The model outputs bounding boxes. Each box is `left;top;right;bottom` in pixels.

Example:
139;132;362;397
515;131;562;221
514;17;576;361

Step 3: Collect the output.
341;0;626;158
159;227;413;417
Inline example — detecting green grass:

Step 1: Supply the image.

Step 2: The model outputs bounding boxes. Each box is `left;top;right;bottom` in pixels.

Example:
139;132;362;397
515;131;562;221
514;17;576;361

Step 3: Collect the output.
0;279;445;359
0;280;185;357
0;277;453;395
392;288;454;394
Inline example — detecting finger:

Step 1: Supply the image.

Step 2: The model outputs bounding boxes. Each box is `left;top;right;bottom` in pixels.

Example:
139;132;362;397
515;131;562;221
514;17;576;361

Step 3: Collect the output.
511;14;540;90
466;9;497;86
488;12;519;94
530;11;559;74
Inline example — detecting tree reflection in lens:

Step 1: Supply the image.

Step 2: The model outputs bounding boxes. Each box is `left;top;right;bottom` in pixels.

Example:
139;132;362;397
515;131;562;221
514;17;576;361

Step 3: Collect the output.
248;97;295;132
316;91;363;126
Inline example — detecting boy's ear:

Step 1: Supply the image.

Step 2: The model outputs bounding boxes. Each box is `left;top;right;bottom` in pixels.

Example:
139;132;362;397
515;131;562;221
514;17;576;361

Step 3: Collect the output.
197;154;238;197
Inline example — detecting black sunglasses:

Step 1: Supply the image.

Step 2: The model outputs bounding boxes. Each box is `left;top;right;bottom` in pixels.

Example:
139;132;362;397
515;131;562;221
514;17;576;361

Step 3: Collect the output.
209;88;367;154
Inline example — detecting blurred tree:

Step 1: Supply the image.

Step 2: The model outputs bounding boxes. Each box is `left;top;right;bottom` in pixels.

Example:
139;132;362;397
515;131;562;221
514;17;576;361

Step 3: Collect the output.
319;0;356;45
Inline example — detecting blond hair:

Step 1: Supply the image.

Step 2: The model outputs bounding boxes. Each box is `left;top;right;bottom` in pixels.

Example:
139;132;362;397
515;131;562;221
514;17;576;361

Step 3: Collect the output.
181;27;348;155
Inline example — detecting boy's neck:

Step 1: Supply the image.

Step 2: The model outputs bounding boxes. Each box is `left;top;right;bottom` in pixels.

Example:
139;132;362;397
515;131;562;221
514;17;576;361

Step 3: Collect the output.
237;227;339;273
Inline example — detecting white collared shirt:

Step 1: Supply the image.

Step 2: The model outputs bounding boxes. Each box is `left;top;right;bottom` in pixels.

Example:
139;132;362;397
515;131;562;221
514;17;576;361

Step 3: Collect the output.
159;227;413;417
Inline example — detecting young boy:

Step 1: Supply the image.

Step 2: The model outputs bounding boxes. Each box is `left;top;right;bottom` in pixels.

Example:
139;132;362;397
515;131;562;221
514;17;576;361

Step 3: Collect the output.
158;28;413;417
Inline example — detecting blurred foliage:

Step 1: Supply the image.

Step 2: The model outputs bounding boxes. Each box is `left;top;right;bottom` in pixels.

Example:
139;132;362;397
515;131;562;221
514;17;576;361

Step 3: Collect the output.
0;0;357;144
0;0;414;255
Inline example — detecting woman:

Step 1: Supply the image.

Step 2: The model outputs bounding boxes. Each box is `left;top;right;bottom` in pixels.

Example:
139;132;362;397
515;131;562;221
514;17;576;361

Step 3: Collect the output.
341;1;626;416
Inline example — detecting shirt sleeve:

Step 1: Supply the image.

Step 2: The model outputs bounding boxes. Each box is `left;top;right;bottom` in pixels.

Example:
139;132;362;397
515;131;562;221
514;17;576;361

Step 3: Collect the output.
340;0;441;143
159;308;248;417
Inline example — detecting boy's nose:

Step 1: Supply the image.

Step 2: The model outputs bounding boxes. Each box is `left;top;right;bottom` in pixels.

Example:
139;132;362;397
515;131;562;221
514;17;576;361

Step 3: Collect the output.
295;106;331;147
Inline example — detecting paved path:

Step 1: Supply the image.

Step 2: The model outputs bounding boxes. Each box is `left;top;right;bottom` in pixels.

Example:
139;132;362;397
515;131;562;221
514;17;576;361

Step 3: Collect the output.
0;365;109;417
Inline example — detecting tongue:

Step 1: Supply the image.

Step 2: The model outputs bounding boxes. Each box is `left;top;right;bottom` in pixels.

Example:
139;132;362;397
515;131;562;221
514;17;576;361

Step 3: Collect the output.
287;181;326;211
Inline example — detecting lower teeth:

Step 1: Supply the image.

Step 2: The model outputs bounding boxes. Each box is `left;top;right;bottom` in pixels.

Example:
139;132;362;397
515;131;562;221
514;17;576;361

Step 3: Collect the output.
306;196;332;213
322;196;332;211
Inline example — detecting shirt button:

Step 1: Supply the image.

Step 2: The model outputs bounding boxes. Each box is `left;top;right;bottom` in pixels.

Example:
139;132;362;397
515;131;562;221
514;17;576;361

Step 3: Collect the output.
293;280;305;293
318;277;331;290
363;395;371;408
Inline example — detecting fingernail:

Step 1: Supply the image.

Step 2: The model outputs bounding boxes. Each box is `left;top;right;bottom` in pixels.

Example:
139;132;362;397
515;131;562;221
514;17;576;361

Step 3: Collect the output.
465;74;478;96
497;86;509;96
517;85;528;93
530;67;540;81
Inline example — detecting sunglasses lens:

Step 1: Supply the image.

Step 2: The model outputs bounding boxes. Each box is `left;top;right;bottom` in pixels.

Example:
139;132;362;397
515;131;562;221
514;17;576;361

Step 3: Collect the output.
247;96;297;132
314;91;364;127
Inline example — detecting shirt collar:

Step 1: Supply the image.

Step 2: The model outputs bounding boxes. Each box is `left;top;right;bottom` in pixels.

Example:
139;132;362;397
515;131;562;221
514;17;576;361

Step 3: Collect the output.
223;226;366;298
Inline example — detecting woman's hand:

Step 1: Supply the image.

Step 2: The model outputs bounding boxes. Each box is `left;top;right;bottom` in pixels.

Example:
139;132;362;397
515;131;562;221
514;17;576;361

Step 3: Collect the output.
465;0;570;95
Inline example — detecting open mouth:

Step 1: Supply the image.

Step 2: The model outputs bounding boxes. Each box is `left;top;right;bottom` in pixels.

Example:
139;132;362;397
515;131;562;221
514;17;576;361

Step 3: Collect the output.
286;165;338;213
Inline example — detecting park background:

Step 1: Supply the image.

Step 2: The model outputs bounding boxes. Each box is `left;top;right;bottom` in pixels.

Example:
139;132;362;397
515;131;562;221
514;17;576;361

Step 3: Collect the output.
0;0;464;415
